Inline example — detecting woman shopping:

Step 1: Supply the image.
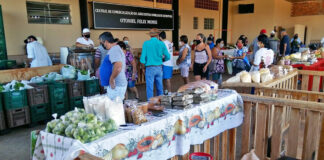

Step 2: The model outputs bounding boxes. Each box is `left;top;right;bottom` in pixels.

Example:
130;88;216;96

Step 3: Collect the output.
231;39;251;75
250;34;274;71
117;41;139;100
191;33;212;81
209;38;227;85
177;35;191;84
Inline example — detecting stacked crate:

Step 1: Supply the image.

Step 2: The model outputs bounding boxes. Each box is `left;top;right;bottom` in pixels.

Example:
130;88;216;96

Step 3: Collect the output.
47;81;69;117
27;84;50;124
0;93;6;131
84;79;100;96
65;80;85;110
2;90;30;128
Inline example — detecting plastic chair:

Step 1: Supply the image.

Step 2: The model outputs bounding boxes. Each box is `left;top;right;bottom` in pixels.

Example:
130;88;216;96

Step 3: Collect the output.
189;152;213;160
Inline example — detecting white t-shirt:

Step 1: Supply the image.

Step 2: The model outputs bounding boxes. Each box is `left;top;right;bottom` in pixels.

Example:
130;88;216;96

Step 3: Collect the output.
76;37;94;46
254;48;274;67
27;41;53;68
162;40;173;67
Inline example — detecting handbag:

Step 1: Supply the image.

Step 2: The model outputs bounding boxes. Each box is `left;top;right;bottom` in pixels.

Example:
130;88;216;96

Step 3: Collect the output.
233;59;247;70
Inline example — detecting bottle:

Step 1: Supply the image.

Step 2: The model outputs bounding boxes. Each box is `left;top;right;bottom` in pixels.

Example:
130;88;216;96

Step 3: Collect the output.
260;56;265;69
210;86;217;101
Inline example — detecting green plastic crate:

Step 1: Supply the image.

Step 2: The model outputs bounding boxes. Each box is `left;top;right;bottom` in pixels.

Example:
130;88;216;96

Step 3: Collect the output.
30;103;51;123
51;101;68;117
0;60;5;69
0;92;2;112
69;96;84;110
48;81;68;103
84;79;100;96
3;90;28;110
6;60;16;69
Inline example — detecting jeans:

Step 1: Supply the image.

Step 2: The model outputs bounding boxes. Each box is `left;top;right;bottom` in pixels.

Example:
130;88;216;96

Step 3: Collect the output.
145;66;164;100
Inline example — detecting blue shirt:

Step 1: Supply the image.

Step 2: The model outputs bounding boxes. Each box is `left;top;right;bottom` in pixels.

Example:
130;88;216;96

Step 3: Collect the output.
140;37;170;66
280;35;291;55
235;49;250;67
208;42;215;50
99;54;113;86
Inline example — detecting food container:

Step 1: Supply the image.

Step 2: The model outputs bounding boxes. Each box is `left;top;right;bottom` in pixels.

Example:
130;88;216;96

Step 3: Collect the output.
137;102;148;114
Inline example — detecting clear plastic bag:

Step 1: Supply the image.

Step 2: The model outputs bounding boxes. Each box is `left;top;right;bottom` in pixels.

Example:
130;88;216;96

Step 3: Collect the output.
61;65;76;79
77;70;91;81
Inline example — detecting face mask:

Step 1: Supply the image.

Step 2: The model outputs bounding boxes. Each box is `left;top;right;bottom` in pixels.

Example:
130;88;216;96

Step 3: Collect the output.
101;43;107;50
84;34;90;38
124;41;129;45
195;40;201;45
220;44;224;48
237;43;243;49
179;42;183;46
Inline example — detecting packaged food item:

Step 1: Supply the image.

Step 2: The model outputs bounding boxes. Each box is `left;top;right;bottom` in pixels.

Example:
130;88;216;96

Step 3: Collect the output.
225;75;240;83
240;72;252;83
250;71;260;83
283;65;293;72
172;99;193;106
136;102;148;114
132;108;147;125
148;105;165;111
261;73;273;83
259;68;270;75
173;94;193;101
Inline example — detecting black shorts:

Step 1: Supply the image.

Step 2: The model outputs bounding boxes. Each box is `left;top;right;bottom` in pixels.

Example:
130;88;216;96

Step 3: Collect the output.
193;63;209;78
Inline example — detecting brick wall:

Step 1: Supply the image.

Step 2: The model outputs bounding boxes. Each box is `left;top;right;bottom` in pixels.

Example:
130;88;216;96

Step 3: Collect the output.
291;0;324;17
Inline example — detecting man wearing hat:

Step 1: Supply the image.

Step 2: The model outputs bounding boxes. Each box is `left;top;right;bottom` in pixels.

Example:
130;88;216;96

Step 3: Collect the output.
140;28;170;100
76;28;94;48
25;35;52;68
250;29;267;63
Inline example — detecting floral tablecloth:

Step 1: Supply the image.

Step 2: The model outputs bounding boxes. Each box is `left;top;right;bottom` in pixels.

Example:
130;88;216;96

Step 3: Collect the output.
33;89;244;160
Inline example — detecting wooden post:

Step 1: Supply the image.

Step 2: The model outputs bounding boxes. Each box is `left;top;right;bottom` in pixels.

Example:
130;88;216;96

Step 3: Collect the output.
228;128;237;160
254;104;268;159
241;102;252;156
222;130;228;160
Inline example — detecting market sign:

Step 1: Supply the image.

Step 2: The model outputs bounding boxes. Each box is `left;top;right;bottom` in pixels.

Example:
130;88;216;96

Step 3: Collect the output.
92;2;174;30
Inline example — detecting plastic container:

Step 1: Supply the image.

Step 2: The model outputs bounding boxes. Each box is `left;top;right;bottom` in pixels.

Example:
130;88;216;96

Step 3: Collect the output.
189;152;213;160
27;84;49;106
69;96;84;110
30;103;51;123
6;106;30;128
84;79;100;96
3;90;28;110
65;79;85;98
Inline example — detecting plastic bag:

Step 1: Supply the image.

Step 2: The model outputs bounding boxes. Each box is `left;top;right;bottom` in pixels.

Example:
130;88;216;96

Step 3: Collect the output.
250;71;260;83
61;65;76;79
54;73;64;81
77;70;90;81
105;97;126;126
226;60;233;75
225;75;240;83
30;76;44;83
43;72;57;81
261;73;273;83
240;72;252;83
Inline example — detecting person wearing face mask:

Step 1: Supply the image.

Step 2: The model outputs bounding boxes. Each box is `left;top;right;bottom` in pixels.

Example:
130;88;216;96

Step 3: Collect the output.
207;37;215;50
76;28;94;48
208;38;227;85
99;32;127;100
231;39;251;75
25;35;52;68
251;34;274;71
177;35;191;84
191;33;212;81
94;41;109;93
123;36;131;51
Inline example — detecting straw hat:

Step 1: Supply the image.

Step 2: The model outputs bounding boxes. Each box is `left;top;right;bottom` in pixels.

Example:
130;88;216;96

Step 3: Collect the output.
147;28;160;37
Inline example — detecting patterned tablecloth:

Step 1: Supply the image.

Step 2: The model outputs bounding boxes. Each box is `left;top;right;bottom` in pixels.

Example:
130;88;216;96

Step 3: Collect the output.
33;89;244;160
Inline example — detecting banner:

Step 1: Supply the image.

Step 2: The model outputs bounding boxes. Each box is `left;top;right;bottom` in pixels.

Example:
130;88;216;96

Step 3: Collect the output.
93;2;174;30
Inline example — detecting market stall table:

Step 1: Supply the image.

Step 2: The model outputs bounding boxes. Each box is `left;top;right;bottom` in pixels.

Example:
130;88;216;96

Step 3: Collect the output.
33;89;243;160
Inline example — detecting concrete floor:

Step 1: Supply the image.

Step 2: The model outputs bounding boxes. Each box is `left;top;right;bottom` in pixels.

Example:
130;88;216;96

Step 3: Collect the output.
0;73;237;160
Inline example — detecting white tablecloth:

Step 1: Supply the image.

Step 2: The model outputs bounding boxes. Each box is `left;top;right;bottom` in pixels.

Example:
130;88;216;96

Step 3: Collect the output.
33;89;244;160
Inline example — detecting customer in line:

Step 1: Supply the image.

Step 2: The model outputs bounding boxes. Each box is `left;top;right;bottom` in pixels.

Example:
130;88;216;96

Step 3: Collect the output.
232;39;251;75
209;38;227;85
94;41;109;93
159;31;173;93
177;35;191;84
191;33;212;81
25;35;52;68
250;29;267;62
99;32;127;100
140;28;170;100
117;41;139;100
269;31;280;63
207;36;215;50
280;29;291;57
251;34;274;71
76;28;94;48
123;36;131;51
291;34;301;54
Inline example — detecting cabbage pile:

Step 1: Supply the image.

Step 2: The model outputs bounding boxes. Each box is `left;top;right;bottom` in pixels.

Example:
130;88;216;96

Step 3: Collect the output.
45;109;117;143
